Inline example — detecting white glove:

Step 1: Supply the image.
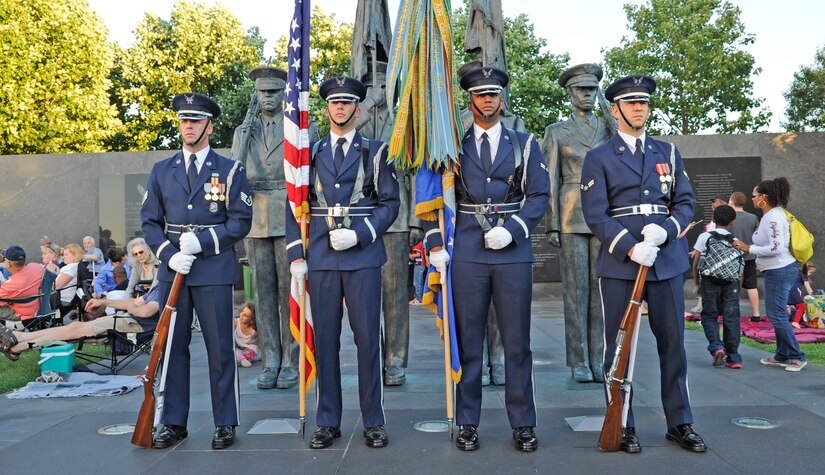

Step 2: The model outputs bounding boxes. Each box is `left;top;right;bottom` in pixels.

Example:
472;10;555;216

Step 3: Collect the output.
428;249;450;285
179;232;202;255
484;226;513;250
168;252;196;275
630;242;659;267
329;229;358;251
290;260;308;294
641;223;667;246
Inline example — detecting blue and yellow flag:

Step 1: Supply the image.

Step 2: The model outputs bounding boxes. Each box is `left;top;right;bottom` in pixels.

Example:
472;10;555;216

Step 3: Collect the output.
388;0;463;382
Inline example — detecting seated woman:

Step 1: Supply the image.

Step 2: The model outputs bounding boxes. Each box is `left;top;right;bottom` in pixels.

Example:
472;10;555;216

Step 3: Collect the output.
0;283;162;361
55;244;83;309
40;243;61;274
125;237;158;297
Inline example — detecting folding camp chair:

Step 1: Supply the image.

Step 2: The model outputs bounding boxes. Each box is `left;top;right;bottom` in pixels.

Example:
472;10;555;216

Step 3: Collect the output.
74;313;154;374
0;267;61;331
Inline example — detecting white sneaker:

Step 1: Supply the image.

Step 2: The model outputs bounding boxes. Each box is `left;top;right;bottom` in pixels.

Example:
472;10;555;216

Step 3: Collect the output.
784;360;807;372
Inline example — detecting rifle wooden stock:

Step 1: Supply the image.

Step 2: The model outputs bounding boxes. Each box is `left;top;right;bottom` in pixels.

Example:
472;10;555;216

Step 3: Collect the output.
132;272;185;448
598;265;648;452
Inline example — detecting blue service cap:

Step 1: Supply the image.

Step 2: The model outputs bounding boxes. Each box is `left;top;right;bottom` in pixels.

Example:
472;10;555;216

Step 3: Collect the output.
459;66;509;95
172;92;221;120
605;75;657;102
320;76;367;103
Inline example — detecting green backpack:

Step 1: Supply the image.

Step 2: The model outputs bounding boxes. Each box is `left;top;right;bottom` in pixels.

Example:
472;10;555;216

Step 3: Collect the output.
784;208;814;264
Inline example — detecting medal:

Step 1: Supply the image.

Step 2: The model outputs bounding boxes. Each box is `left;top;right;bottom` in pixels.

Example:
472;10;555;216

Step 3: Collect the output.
666;175;672;182
659;175;667;183
209;202;218;213
204;193;211;201
661;183;668;194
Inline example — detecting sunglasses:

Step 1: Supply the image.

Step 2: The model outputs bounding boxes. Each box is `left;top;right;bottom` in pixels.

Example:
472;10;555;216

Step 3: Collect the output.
752;193;763;198
133;249;145;257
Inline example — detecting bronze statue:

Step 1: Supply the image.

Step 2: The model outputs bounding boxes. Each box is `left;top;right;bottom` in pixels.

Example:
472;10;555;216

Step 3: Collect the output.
541;63;613;383
353;0;421;386
231;66;319;389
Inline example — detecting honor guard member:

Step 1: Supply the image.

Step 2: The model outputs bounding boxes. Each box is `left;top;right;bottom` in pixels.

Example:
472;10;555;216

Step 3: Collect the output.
141;93;253;450
427;66;549;452
580;75;706;453
286;76;400;450
231;66;320;390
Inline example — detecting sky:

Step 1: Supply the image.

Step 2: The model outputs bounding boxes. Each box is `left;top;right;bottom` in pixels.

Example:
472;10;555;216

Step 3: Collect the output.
87;0;824;133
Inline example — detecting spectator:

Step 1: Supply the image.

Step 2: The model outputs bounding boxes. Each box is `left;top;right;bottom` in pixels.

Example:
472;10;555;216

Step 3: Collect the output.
82;236;105;271
55;244;83;308
729;191;762;321
0;246;44;322
234;302;260;368
93;246;131;297
733;177;807;372
693;205;743;369
704;193;729;232
409;240;426;304
788;260;816;328
40;243;61;273
125;237;158;296
0;252;10;282
0;283;162;361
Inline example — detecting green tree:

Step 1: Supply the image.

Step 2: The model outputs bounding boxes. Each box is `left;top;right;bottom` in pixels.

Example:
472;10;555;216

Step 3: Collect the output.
110;1;264;151
603;0;770;135
783;47;825;132
451;2;568;137
273;6;353;136
0;0;121;154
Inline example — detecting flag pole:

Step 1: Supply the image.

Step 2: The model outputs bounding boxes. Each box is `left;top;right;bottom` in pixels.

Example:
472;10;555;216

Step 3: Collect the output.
438;209;454;440
298;215;308;439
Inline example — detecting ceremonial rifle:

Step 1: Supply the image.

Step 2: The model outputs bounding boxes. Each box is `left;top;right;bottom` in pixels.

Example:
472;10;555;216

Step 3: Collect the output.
598;264;648;452
132;271;185;448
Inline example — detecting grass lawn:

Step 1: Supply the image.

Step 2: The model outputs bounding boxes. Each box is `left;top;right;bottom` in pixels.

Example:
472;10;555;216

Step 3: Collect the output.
685;321;825;367
0;343;111;394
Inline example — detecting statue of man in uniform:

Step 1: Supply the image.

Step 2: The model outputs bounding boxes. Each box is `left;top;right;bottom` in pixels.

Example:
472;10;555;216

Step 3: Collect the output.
231;66;319;390
355;61;422;386
542;63;612;383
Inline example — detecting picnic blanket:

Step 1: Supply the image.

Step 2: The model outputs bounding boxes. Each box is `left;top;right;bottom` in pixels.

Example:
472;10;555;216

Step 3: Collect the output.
684;314;825;344
6;372;142;399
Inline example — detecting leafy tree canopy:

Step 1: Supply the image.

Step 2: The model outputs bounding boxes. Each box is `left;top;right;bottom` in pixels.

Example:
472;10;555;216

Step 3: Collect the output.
109;0;264;151
603;0;770;135
783;47;825;132
0;0;121;154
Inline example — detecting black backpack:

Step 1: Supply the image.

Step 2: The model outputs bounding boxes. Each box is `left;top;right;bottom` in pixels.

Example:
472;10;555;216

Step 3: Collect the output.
700;231;744;284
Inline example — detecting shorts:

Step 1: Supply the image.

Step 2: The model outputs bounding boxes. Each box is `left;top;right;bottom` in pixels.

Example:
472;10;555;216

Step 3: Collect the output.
741;259;757;289
90;315;146;335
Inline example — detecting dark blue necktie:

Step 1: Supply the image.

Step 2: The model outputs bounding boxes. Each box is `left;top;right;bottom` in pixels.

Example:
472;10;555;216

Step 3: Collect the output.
634;138;644;163
334;137;346;172
480;132;492;174
187;153;198;189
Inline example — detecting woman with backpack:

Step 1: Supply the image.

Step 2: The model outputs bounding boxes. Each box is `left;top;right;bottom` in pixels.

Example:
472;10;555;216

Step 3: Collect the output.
733;177;807;372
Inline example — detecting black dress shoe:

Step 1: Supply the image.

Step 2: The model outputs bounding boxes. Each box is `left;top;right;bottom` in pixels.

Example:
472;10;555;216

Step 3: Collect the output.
310;426;341;449
512;426;538;452
363;425;389;448
621;427;641;453
456;425;479;451
152;425;188;449
666;424;707;453
212;425;236;449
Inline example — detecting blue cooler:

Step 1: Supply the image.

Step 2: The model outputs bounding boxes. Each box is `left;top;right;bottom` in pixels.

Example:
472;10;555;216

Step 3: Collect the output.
38;343;76;373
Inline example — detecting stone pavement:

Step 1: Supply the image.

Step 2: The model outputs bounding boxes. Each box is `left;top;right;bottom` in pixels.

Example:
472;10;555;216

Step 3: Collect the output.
1;299;824;474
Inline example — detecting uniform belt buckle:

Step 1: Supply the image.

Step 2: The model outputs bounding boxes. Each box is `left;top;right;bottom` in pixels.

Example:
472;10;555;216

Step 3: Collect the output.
480;204;491;214
331;206;347;218
639;204;653;216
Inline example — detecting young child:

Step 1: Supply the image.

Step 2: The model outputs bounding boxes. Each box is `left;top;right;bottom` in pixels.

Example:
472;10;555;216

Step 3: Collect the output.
693;205;744;369
234;302;260;368
788;260;816;328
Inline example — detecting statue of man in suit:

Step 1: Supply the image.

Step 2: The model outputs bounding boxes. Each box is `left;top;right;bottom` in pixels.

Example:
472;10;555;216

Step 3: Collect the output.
542;63;613;383
231;66;319;390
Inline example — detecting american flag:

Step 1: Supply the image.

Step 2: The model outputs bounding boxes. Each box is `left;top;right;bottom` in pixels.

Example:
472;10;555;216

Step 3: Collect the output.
283;0;316;394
